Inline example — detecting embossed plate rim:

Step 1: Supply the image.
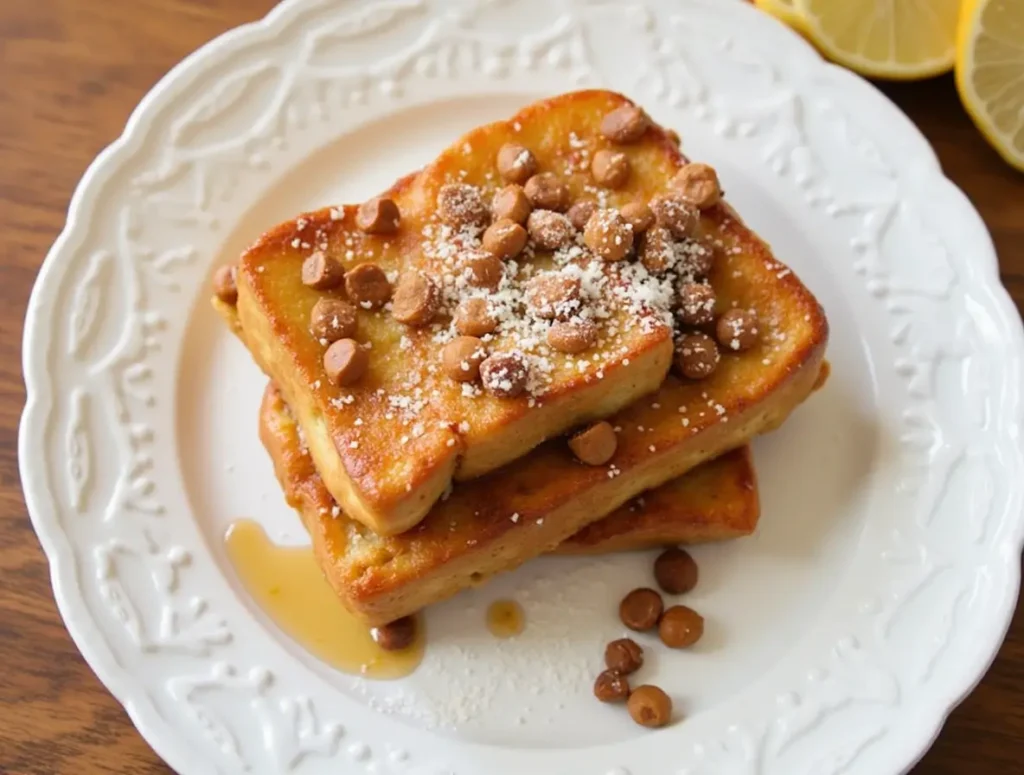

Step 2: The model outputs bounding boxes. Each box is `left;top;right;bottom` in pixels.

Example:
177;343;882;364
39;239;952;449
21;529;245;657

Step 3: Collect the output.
19;0;1024;773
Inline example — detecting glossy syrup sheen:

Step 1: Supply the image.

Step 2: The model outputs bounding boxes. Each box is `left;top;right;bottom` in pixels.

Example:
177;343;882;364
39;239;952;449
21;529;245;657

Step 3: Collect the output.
225;519;424;679
486;599;526;638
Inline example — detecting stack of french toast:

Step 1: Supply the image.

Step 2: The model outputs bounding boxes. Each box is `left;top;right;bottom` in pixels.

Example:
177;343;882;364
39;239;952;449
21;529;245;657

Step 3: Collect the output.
211;90;828;633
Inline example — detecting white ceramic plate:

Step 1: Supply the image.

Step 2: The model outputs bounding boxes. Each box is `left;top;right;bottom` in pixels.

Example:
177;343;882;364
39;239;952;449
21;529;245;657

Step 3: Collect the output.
20;1;1024;773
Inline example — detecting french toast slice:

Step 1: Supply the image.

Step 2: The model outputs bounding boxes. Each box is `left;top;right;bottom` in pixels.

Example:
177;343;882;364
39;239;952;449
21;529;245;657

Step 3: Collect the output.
222;90;815;536
260;383;758;600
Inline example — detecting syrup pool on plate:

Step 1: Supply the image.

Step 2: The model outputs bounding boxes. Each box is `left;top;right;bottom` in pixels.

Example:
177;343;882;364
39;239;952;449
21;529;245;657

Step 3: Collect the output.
225;519;424;678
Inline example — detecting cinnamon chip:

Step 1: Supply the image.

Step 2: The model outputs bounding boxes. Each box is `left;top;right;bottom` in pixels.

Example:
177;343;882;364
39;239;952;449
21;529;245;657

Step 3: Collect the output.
547;319;598;353
638;227;674;275
525;273;582;320
591;149;630;189
442;336;487;383
491;184;532;224
620;201;654;234
650;194;697;239
524;173;570;212
454;298;497;337
568;420;617;465
391;271;440;327
212;264;238;304
527;210;575;250
480;352;529;398
344;263;392;309
323;338;369;386
482;218;528;260
716;308;758;352
600;104;649;144
301;251;345;290
438;183;490;229
677;282;716;326
567;201;598;231
673;163;722;209
584;209;634;262
356;197;401;234
675;333;719;380
463;250;505;290
496;143;538;184
310;298;358;343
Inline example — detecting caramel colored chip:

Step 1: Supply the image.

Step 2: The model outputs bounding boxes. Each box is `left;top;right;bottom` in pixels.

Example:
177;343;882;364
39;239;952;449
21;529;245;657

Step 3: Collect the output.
567;200;598;231
628;685;673;728
619;588;664;631
716;308;759;352
480;352;529;398
463;250;505;290
654;548;699;595
370;616;416;651
454;297;497;337
677;282;716;326
496;143;538;184
591;149;630;188
323;338;368;386
344;263;392;309
527;210;575;251
605;638;644;675
584;209;634;262
301;250;345;290
594;670;630;703
600;104;649;144
491;184;532;224
212;264;238;305
482;218;528;260
674;163;721;209
442;336;487;383
391;271;440;327
356;197;401;234
638;226;675;275
568;420;617;465
650;194;697;239
675;332;720;380
687;237;716;278
658;605;704;649
310;298;358;343
525;273;581;320
620;201;654;234
437;183;490;229
547;319;598;354
524;173;570;212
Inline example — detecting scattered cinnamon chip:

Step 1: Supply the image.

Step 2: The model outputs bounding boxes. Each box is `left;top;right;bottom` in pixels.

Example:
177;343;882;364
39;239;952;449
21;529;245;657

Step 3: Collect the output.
496;143;538;184
547;319;597;353
463;250;505;290
591;149;630;188
527;210;575;250
677;282;716;326
323;338;368;386
650;194;697;239
301;251;345;290
391;271;440;327
567;200;598;231
356;197;401;234
638;226;674;275
480;352;529;398
345;263;392;309
524;172;570;212
491;184;532;224
482;218;528;260
212;264;238;304
675;332;720;380
454;297;497;337
673;163;721;209
568;420;617;465
310;298;358;343
600;104;649;144
716;308;758;352
584;209;634;262
620;201;655;234
525;273;582;320
438;183;490;229
442;336;487;383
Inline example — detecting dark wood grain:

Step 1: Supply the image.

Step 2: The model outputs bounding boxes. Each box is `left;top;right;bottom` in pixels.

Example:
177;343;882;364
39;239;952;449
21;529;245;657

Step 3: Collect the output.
1;2;1021;772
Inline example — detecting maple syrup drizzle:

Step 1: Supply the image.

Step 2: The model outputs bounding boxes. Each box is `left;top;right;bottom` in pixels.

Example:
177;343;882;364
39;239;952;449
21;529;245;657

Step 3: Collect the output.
225;519;424;679
486;599;526;638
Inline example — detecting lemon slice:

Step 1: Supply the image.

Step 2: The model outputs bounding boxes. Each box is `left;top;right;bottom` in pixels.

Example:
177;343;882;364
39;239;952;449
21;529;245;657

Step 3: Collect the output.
754;0;806;32
956;0;1024;171
796;0;960;79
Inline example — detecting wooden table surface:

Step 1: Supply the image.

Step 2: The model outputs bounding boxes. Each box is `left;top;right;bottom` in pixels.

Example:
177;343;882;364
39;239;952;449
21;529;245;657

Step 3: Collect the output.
1;1;1022;772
